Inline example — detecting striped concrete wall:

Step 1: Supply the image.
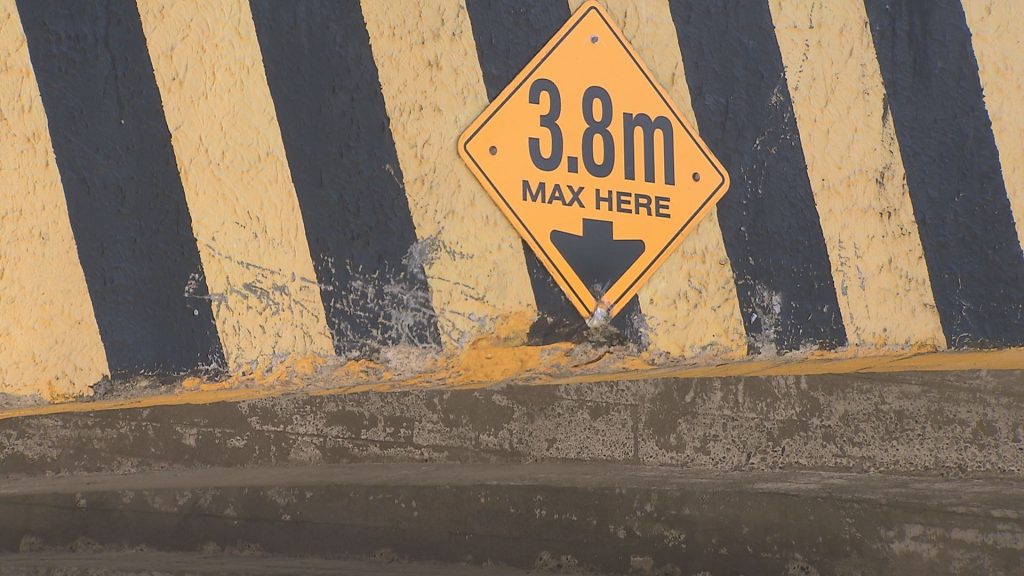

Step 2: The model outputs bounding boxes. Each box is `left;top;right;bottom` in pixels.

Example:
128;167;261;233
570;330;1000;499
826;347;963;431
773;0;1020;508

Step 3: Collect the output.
1;0;1021;401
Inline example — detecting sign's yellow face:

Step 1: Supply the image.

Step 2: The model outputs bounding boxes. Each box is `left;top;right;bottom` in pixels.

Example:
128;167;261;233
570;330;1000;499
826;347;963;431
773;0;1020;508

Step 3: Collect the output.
459;0;729;320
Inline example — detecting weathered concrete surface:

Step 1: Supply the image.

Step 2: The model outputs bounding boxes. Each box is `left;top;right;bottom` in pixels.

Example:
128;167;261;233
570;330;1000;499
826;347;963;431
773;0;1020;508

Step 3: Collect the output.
2;371;1023;574
3;370;1022;479
0;463;1022;575
0;550;537;575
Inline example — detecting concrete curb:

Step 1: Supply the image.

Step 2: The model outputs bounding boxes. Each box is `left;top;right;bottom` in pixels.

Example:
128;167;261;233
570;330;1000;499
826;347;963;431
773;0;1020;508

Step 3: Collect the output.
2;370;1023;479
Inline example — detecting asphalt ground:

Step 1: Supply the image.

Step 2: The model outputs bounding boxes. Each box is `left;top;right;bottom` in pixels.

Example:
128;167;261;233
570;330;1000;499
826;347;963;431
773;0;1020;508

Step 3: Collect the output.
0;551;540;575
2;367;1023;574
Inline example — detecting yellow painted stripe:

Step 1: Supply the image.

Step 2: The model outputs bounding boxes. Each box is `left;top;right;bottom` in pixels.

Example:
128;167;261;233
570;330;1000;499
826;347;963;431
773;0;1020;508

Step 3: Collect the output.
5;346;1024;421
769;0;945;349
961;1;1024;247
547;347;1024;385
0;1;108;401
361;0;537;348
137;0;334;369
568;0;747;359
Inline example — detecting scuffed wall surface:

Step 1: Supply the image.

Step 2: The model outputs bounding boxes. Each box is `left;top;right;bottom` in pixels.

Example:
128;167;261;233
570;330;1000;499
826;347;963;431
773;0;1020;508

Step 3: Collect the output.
0;1;107;401
0;0;1022;403
770;0;945;349
864;0;1024;348
670;0;849;353
361;0;538;349
16;0;225;376
572;0;748;360
138;0;335;370
250;0;443;356
962;1;1024;258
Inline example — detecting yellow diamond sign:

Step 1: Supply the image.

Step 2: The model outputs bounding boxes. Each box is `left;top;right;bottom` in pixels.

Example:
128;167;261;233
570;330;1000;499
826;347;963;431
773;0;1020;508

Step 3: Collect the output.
459;0;729;321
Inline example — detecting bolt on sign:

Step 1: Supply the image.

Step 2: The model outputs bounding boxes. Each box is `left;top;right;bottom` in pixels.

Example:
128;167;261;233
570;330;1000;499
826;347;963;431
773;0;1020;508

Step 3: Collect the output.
459;0;729;323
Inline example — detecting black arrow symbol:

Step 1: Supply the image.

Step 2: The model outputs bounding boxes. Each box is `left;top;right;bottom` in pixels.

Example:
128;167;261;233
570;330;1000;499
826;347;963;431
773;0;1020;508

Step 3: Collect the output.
550;219;645;301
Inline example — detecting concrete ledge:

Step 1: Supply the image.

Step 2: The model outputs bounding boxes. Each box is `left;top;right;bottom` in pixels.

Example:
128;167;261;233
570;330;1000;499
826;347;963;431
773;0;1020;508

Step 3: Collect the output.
2;370;1022;479
1;463;1022;575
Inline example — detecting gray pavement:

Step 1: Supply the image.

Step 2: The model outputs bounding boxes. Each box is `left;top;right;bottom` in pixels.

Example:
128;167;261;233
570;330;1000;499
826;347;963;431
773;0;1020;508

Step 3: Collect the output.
2;369;1023;574
1;462;1022;575
0;551;538;575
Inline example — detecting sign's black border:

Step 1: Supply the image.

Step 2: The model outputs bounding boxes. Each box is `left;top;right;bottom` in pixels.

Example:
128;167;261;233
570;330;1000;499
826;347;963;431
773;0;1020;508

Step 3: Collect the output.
464;5;726;315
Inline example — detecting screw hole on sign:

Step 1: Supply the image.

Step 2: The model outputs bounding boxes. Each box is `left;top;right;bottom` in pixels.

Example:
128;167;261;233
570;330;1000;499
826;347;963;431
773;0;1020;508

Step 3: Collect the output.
489;146;498;156
692;172;701;182
590;35;599;44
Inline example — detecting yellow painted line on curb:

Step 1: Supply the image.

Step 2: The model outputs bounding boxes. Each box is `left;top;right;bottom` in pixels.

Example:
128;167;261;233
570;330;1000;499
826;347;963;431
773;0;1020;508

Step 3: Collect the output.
962;0;1024;247
0;387;282;422
769;0;945;350
362;0;538;348
0;1;108;401
569;0;747;359
138;0;334;369
545;347;1024;385
4;347;1023;422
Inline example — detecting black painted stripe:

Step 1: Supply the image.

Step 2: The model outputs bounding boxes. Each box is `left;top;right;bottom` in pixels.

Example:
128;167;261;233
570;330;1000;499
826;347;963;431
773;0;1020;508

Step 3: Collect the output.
667;1;847;353
464;0;645;346
249;0;440;355
864;0;1024;348
17;0;223;376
